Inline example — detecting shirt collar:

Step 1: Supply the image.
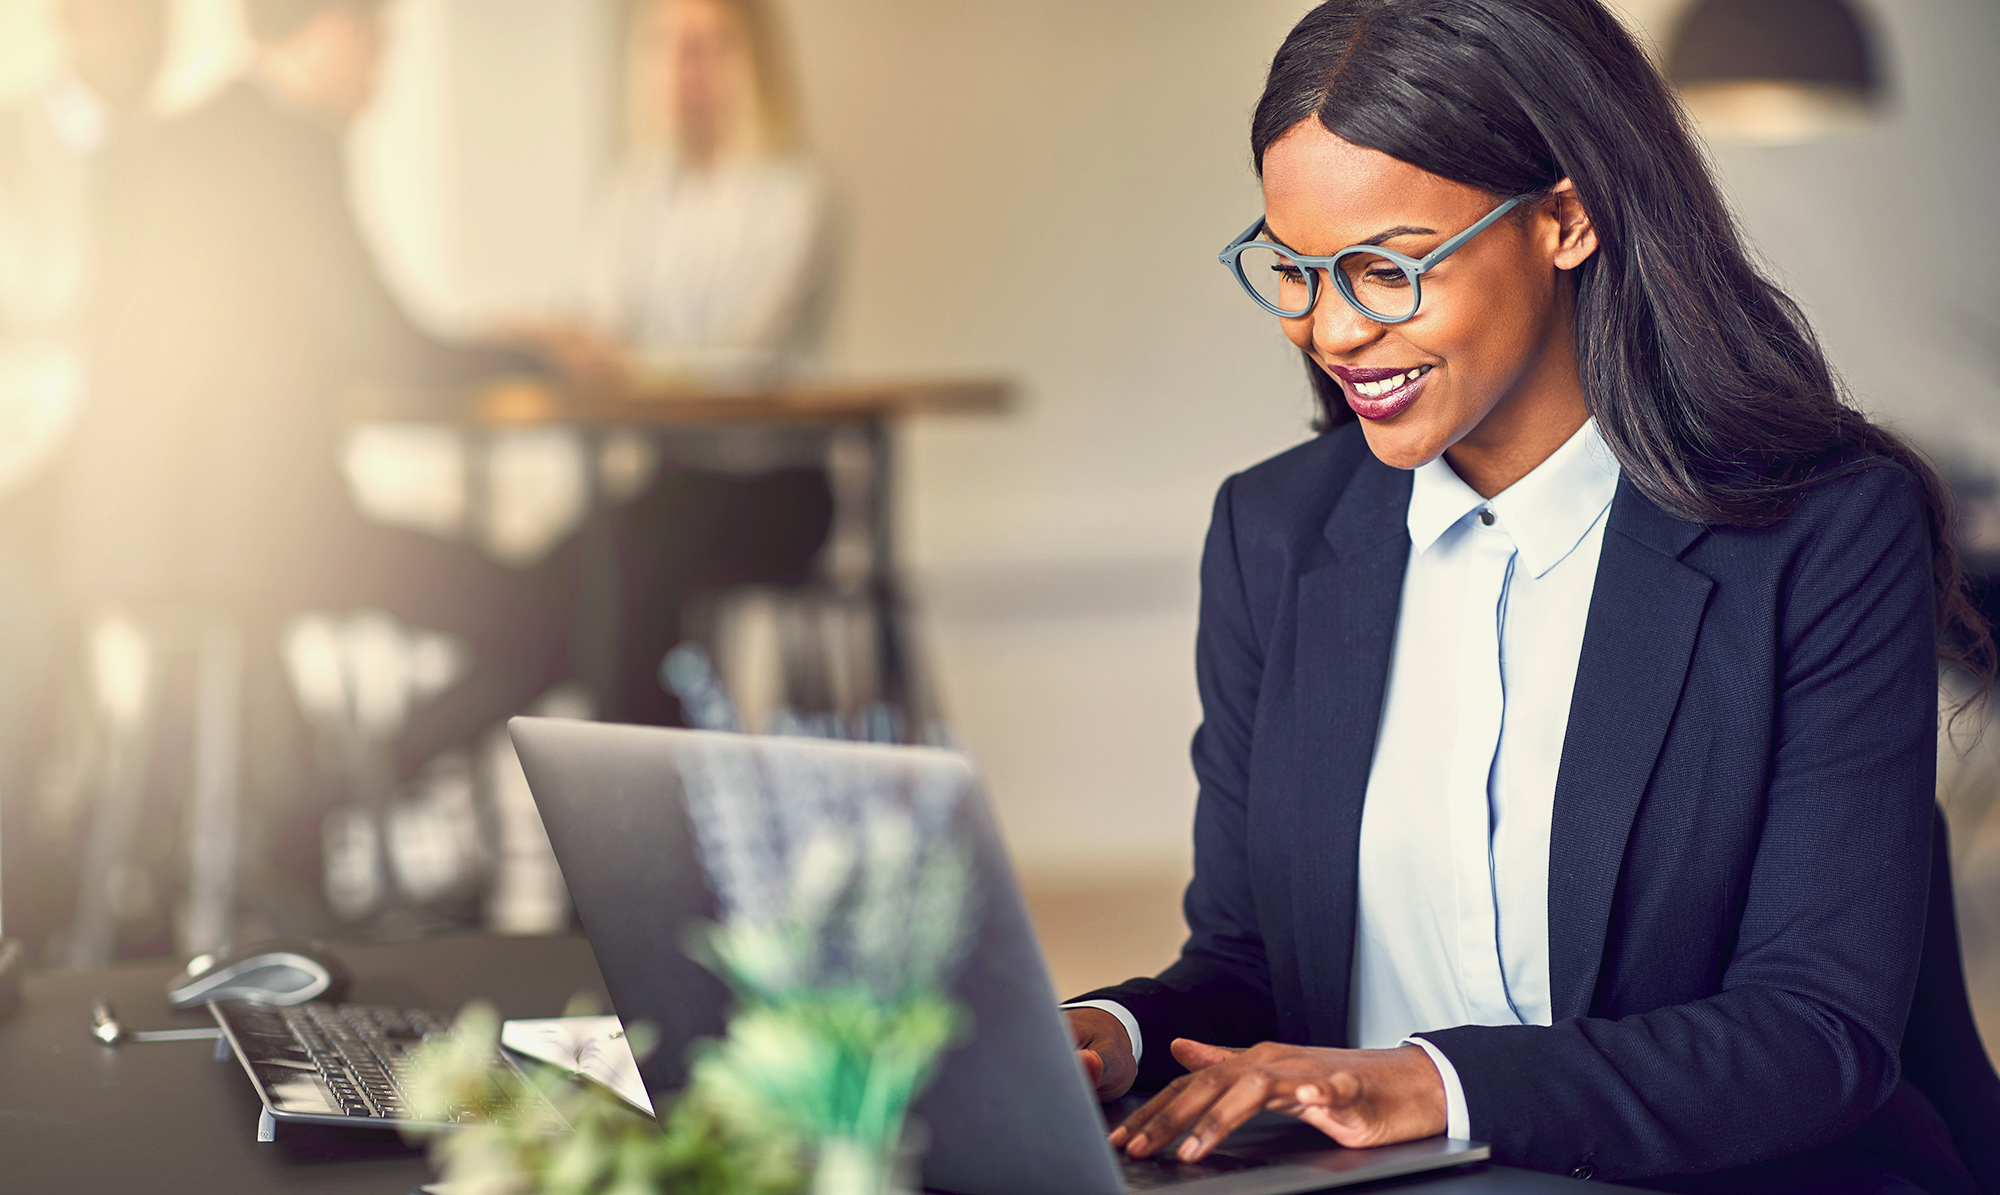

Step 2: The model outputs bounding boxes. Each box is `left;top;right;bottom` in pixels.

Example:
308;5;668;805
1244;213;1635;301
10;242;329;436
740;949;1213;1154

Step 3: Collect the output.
1406;418;1622;578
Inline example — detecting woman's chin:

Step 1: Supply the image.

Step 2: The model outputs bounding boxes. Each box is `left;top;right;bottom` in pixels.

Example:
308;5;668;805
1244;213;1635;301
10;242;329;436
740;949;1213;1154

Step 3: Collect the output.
1356;421;1453;473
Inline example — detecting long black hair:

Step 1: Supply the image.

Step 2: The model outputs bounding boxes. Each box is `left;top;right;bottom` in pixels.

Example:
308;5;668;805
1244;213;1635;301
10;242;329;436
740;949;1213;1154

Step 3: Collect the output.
1255;0;1993;694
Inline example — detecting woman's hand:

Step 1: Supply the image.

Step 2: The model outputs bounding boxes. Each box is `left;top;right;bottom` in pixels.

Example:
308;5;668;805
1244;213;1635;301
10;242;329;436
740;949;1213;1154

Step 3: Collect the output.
1067;1007;1138;1100
501;320;630;386
1110;1040;1447;1162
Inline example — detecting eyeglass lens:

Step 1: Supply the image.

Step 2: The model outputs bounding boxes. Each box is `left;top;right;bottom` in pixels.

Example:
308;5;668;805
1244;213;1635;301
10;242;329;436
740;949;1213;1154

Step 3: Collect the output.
1334;251;1418;322
1235;243;1314;317
1237;242;1418;322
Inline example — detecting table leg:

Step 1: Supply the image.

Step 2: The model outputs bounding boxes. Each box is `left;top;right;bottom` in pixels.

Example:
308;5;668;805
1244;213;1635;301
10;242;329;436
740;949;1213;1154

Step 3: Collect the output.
69;615;156;970
861;418;915;733
567;431;621;722
184;620;242;958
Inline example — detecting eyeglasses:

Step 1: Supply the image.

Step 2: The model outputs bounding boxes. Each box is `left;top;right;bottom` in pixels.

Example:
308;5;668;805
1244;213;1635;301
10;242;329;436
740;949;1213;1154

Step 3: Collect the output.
1218;195;1525;324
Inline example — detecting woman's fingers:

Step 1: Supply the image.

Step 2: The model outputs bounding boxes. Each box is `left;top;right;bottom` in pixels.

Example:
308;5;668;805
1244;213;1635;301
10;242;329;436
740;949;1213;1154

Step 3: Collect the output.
1121;1063;1251;1158
1283;1075;1367;1143
1176;1072;1277;1162
1066;1008;1137;1100
1078;1047;1104;1087
1169;1038;1241;1071
1287;1070;1360;1113
1114;1042;1446;1157
1115;1040;1271;1157
1110;1076;1186;1151
1115;1073;1209;1155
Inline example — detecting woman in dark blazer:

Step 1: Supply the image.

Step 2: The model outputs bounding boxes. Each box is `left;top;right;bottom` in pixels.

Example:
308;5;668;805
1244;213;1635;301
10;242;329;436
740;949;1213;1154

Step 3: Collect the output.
1062;2;2000;1191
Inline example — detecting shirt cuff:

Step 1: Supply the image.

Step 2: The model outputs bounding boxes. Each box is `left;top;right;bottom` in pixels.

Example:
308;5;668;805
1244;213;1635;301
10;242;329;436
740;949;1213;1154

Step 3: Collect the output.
1403;1036;1470;1140
1061;1000;1144;1067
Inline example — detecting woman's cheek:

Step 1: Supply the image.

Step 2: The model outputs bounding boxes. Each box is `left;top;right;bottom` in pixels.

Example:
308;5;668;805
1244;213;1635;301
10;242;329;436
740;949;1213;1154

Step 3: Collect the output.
1281;316;1314;353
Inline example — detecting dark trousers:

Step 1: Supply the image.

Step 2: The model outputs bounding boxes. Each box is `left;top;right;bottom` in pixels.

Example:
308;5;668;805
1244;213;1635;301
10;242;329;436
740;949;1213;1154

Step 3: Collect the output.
609;466;835;728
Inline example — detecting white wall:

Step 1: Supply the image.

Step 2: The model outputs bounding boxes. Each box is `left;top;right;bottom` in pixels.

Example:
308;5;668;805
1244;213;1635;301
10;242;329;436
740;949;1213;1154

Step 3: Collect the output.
351;0;614;332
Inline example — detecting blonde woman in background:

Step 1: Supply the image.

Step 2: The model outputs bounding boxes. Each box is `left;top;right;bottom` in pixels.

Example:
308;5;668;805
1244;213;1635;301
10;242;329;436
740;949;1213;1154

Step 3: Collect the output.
539;0;834;385
529;0;838;728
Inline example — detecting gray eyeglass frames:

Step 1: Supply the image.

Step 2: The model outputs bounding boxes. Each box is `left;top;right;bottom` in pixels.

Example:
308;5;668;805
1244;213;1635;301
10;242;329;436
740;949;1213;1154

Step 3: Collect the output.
1218;195;1525;324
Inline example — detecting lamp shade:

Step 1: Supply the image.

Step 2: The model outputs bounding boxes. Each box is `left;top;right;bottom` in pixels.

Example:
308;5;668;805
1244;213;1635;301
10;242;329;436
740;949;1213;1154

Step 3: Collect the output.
1666;0;1884;144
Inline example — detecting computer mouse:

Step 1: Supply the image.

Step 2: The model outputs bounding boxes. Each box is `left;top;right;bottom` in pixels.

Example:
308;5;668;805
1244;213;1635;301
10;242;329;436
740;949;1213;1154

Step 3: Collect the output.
166;938;352;1009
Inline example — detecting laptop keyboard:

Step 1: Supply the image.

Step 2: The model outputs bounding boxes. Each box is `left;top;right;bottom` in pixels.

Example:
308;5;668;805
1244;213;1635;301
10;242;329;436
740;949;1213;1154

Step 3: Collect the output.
215;1000;564;1128
1118;1149;1274;1190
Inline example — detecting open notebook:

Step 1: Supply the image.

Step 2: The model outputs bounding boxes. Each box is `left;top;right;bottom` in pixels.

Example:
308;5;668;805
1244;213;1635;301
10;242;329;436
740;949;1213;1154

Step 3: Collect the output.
500;1016;654;1115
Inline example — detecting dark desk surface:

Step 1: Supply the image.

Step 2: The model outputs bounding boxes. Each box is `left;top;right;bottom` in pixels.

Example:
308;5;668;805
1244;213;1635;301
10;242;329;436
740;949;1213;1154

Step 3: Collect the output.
0;935;1640;1194
0;935;610;1195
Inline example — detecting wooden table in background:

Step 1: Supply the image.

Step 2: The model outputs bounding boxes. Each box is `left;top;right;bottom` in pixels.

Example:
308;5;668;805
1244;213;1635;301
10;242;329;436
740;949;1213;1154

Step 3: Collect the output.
364;376;1017;731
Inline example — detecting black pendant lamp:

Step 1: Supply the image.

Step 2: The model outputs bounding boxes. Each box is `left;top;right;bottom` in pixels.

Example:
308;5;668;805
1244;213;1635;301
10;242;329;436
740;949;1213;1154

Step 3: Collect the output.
1666;0;1884;144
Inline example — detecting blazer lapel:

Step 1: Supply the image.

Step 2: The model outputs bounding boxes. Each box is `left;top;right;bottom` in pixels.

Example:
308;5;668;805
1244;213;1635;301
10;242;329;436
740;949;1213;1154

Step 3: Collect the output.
1290;452;1411;1045
1547;479;1712;1019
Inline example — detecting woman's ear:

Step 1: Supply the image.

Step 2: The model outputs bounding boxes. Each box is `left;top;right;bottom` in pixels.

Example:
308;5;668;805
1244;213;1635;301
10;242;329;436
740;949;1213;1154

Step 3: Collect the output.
1546;178;1599;270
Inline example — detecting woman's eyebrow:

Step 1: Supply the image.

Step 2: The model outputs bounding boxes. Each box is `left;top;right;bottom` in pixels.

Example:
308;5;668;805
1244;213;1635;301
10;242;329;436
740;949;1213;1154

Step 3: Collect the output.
1359;224;1437;246
1264;224;1440;253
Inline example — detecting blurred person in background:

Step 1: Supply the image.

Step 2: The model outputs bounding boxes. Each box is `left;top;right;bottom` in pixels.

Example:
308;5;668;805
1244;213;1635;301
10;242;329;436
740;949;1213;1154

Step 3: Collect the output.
0;0;168;951
521;0;837;728
538;0;834;383
53;0;573;948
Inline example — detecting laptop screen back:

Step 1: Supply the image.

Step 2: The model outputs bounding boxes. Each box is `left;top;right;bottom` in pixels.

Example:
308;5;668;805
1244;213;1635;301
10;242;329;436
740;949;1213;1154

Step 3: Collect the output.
508;718;1125;1195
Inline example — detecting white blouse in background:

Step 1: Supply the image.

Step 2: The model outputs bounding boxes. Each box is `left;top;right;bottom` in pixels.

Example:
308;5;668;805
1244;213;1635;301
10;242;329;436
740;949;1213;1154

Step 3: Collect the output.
564;153;834;384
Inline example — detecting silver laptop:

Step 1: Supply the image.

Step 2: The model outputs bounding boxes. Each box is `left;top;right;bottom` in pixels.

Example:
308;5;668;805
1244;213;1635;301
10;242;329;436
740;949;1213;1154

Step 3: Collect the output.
509;718;1488;1195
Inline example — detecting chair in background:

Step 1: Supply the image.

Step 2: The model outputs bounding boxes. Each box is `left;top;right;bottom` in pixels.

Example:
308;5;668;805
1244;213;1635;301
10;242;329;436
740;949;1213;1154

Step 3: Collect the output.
281;609;481;938
50;602;495;968
677;580;945;748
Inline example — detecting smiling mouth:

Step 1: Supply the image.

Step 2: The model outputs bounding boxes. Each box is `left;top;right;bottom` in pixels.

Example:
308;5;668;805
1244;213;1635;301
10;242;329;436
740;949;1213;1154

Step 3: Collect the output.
1334;362;1434;422
1349;365;1432;398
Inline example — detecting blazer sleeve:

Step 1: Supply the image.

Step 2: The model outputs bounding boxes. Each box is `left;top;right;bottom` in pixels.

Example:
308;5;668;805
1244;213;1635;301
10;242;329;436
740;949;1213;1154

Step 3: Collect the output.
1420;464;1940;1180
1072;474;1281;1089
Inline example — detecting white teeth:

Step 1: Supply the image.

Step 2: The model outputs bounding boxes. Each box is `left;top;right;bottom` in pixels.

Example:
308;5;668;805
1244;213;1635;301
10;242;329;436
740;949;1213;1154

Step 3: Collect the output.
1354;367;1428;399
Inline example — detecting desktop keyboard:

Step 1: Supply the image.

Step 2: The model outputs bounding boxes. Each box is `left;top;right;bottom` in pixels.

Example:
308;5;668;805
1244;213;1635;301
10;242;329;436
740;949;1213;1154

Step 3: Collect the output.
211;999;567;1132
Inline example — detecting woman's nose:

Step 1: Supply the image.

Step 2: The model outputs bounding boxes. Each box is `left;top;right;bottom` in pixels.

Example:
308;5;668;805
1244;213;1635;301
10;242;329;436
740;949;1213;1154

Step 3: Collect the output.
1310;286;1385;357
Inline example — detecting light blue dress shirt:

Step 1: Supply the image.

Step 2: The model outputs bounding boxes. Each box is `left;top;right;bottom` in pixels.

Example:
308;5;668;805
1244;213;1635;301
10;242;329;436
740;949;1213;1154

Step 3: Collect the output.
1072;418;1621;1143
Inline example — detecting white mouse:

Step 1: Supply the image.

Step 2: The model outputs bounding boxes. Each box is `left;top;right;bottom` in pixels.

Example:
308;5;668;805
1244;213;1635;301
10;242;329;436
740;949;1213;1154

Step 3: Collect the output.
166;938;352;1009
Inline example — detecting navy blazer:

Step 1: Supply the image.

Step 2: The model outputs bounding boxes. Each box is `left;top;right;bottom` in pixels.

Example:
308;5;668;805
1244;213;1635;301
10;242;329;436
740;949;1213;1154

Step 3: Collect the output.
1080;424;2000;1193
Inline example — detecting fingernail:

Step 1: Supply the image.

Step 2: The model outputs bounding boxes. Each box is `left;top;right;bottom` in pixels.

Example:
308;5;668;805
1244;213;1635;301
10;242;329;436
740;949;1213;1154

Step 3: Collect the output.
1128;1134;1148;1154
1108;1128;1126;1146
1178;1138;1203;1162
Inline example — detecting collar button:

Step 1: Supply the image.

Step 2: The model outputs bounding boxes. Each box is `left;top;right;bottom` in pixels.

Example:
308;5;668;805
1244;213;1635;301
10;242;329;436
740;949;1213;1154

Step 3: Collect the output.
1478;508;1495;526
